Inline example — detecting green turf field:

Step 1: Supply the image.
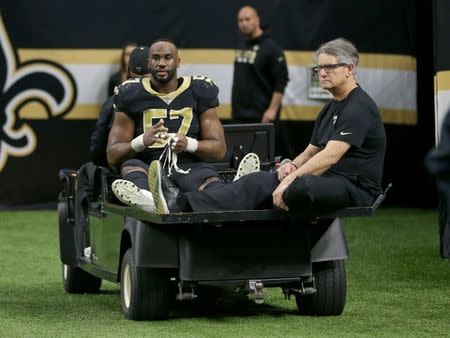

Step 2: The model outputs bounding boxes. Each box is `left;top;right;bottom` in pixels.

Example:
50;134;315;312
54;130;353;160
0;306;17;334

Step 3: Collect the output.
0;208;449;337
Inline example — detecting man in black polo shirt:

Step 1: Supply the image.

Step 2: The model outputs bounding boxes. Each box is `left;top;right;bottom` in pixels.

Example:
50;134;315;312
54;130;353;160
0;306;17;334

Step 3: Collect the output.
272;37;386;211
231;5;289;124
180;37;386;213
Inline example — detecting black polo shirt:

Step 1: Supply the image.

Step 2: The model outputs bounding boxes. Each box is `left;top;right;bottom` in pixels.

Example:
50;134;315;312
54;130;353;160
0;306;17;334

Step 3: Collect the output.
231;32;289;121
310;86;386;195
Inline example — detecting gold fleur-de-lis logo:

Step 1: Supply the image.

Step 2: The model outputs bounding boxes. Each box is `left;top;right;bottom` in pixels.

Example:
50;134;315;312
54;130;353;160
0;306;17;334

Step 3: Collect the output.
0;13;77;172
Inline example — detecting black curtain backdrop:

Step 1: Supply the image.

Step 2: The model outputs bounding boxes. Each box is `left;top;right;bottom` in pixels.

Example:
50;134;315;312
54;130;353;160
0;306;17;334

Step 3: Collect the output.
0;0;436;208
1;0;415;52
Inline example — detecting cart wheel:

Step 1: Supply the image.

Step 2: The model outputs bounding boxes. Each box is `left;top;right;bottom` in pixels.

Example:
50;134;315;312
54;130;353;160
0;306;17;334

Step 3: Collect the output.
120;248;170;320
58;201;69;227
62;263;102;294
296;260;346;316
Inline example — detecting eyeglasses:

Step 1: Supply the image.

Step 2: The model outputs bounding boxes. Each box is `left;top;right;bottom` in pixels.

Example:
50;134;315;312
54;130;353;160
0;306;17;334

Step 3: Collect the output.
312;63;347;73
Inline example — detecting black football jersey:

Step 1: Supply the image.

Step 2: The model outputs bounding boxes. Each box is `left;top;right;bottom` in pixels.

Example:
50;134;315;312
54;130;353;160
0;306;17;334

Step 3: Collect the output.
114;75;219;161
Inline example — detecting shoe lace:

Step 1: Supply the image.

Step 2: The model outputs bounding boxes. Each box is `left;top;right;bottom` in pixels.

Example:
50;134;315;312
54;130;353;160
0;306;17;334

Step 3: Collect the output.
158;133;190;177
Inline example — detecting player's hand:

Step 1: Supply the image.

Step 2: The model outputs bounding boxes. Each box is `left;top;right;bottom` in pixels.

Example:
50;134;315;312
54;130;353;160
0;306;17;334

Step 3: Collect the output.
277;163;297;181
143;119;168;146
272;178;293;211
169;133;187;154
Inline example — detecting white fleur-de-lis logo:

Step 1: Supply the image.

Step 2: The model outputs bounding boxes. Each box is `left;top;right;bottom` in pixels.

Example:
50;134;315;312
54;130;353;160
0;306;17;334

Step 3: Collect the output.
0;12;77;172
333;115;338;126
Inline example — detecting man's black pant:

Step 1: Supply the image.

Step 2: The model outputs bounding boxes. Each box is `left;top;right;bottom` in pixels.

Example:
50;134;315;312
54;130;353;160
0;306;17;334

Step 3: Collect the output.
184;171;278;211
184;171;374;213
284;174;374;214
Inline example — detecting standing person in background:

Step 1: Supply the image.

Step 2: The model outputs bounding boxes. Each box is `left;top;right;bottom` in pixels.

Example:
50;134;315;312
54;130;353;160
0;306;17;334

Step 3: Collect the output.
425;108;450;259
107;41;138;97
91;46;151;167
231;5;289;125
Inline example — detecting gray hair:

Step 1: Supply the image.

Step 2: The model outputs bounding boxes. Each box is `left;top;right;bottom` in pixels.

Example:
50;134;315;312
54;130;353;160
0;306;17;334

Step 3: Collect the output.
313;37;359;72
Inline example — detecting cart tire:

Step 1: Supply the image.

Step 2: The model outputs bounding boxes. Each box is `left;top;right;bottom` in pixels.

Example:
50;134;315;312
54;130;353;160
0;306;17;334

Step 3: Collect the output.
120;248;170;320
62;263;102;294
296;260;346;316
58;201;69;227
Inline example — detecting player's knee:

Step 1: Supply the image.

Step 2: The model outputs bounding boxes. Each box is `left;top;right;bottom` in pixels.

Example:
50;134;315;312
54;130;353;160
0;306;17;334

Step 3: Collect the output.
198;177;223;191
120;159;148;176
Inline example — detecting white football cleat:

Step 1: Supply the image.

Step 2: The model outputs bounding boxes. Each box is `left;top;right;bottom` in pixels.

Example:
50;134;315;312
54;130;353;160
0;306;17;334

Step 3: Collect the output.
233;152;260;181
111;179;156;213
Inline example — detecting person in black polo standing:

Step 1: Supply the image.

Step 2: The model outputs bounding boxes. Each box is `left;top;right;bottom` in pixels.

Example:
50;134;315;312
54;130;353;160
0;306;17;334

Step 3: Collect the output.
231;6;289;126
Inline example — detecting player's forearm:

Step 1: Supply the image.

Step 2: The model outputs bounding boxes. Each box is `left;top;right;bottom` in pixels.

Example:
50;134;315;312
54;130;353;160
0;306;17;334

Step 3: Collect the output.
194;139;227;161
107;143;135;167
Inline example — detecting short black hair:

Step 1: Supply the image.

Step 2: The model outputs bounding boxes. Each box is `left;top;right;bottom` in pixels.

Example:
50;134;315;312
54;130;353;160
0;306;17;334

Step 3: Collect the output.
149;38;178;49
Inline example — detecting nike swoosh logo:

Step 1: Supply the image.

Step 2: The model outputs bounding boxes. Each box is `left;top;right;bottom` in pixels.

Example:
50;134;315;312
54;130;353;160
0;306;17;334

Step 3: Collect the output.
340;131;352;135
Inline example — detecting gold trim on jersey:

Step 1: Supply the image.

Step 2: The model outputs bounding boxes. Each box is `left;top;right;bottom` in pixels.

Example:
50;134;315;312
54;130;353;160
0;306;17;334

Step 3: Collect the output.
141;76;191;105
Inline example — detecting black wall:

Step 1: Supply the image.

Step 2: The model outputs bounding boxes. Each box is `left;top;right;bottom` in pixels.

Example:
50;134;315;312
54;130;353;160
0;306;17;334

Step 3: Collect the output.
0;0;436;208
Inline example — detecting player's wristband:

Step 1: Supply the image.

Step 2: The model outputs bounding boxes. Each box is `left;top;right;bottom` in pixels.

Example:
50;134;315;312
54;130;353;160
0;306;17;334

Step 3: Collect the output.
130;134;146;152
185;137;199;153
